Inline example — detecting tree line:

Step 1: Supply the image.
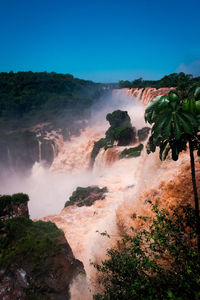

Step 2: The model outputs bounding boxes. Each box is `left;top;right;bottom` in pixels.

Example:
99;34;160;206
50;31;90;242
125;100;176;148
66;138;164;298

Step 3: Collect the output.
119;72;200;89
0;71;102;129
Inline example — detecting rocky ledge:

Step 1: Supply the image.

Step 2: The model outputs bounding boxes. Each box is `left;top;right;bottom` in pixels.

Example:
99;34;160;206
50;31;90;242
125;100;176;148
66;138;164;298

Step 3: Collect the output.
0;193;84;300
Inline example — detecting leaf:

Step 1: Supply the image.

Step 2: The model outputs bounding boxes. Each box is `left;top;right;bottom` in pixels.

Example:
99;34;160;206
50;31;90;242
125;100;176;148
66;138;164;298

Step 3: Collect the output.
157;97;170;111
195;100;200;114
176;114;193;134
168;91;179;102
151;114;169;135
145;95;163;114
181;111;198;126
194;86;200;99
162;144;171;160
146;136;156;153
161;116;172;139
145;96;163;123
172;114;182;139
159;140;169;160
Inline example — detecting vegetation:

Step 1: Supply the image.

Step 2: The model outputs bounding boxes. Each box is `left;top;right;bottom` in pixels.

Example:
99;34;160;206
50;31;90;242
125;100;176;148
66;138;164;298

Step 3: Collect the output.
64;186;108;207
0;72;104;171
119;144;144;159
93;85;200;299
0;71;102;130
90;110;136;166
119;72;200;89
90;138;112;168
0;193;29;218
0;217;64;269
145;86;200;251
0;192;84;299
93;203;200;300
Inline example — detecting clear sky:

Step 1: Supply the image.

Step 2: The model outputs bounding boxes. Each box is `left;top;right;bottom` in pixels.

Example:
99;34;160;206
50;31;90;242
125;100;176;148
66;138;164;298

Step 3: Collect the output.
0;0;200;82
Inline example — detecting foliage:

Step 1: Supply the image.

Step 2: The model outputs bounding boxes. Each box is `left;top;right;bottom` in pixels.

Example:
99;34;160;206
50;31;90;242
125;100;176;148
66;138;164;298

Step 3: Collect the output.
119;72;200;89
0;192;84;299
0;193;29;217
90;110;136;166
119;144;144;159
0;71;102;129
0;217;64;270
145;86;200;252
0;72;104;171
112;126;136;146
105;110;136;145
64;186;108;207
93;203;200;300
106;110;132;128
145;89;200;161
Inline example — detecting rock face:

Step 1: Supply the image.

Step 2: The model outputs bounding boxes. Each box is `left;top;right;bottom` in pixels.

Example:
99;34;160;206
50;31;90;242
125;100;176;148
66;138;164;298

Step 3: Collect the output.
0;193;84;300
0;129;55;172
90;110;137;167
105;110;136;146
65;186;108;207
137;127;150;142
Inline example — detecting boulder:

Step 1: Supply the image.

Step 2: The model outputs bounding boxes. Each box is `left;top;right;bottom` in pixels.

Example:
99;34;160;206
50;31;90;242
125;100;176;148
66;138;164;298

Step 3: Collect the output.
65;186;108;207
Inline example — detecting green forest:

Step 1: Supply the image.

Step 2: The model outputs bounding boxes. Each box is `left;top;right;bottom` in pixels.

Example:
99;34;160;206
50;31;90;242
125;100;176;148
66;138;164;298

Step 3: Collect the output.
119;72;200;89
0;71;102;130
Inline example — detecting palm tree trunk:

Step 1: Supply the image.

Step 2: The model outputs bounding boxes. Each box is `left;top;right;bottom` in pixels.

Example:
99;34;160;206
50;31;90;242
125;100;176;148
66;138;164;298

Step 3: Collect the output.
189;139;200;253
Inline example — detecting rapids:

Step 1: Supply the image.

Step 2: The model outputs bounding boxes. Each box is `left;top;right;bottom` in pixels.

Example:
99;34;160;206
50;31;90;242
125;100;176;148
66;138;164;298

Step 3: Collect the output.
1;88;199;299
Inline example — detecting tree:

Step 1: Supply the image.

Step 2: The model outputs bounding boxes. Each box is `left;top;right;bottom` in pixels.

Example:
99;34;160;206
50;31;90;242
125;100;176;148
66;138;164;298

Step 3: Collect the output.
93;204;200;299
145;87;200;251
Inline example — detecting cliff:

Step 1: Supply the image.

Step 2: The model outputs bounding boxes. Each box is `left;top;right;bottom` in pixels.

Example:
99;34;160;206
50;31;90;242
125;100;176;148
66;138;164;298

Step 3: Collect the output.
0;193;84;300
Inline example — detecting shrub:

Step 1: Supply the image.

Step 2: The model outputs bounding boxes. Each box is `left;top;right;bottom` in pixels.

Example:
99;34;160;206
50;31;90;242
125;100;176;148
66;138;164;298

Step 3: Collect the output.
119;144;144;159
0;193;29;217
90;110;136;167
93;203;200;300
65;186;108;207
0;217;64;270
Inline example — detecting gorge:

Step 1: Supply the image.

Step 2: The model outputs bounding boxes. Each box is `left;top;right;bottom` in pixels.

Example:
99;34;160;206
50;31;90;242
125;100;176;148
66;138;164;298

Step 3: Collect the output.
1;86;199;299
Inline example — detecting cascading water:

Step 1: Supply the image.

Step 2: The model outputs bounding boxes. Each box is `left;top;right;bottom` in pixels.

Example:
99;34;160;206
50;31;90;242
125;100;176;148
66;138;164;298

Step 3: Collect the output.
1;88;199;299
38;140;42;162
125;87;176;105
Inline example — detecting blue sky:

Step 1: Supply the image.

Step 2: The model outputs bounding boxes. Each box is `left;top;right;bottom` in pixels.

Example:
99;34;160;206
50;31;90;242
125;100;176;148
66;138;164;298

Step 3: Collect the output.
0;0;200;82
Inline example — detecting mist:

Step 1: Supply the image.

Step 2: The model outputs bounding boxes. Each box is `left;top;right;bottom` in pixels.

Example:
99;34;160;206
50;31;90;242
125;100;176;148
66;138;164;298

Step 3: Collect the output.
0;89;145;219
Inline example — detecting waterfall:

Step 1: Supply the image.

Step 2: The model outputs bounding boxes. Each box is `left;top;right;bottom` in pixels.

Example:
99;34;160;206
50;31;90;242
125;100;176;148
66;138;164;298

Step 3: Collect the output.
38;140;42;162
1;88;198;299
51;142;57;160
124;87;176;105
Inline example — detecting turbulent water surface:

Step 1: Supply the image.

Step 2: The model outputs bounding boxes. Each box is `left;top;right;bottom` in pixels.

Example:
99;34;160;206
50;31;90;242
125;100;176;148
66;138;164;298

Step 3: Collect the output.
1;88;197;299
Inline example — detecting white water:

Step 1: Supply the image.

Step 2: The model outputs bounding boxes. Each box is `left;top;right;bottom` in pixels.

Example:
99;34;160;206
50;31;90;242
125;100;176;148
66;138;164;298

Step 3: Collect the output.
0;90;145;219
1;88;195;299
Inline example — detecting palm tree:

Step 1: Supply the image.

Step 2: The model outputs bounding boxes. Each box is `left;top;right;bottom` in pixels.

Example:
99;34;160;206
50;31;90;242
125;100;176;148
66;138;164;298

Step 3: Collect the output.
145;87;200;252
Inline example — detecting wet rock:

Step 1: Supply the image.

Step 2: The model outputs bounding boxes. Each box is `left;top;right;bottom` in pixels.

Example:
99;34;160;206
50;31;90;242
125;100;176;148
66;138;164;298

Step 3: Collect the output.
65;186;108;207
137;127;150;142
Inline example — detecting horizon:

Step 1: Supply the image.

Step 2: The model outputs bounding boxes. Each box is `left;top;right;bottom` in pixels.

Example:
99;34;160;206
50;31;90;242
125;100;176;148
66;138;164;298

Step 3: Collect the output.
1;0;200;83
0;69;199;85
